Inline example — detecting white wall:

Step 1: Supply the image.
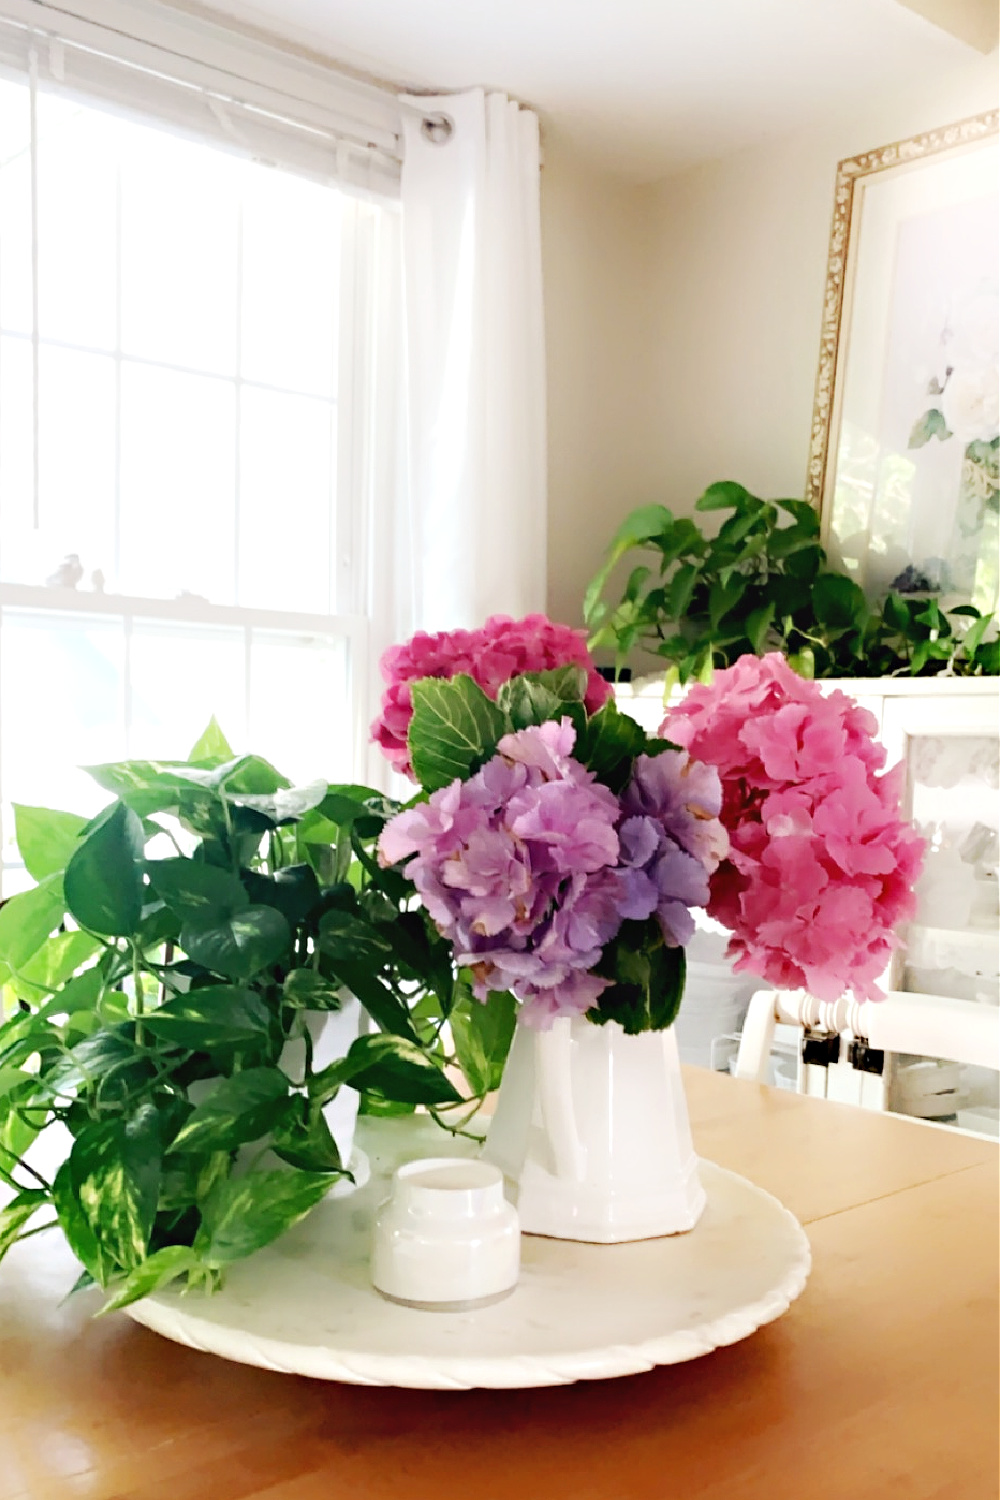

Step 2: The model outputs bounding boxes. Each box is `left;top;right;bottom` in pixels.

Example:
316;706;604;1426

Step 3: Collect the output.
540;130;658;631
541;49;999;630
646;51;999;513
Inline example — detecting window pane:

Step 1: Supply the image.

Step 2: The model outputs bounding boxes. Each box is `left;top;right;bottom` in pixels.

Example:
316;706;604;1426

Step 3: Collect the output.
119;363;236;602
128;620;246;759
36;92;118;350
0;80;32;336
247;630;351;784
119;123;239;375
1;610;123;861
38;346;117;586
0;334;33;574
241;165;340;397
239;387;335;614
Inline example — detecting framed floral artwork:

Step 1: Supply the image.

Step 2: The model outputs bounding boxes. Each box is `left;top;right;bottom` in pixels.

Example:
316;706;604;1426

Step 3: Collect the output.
807;111;999;615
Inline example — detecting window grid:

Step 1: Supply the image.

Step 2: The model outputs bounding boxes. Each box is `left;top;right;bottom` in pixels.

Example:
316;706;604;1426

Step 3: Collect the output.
0;74;382;894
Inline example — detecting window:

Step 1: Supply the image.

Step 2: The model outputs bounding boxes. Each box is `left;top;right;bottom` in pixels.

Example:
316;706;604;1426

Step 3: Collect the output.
0;5;403;893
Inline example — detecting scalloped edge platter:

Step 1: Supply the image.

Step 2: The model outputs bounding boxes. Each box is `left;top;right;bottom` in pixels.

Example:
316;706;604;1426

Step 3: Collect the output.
125;1115;811;1389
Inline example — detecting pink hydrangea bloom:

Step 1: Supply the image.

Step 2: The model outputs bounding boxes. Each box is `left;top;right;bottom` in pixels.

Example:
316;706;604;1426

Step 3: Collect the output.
371;614;612;777
661;653;925;1002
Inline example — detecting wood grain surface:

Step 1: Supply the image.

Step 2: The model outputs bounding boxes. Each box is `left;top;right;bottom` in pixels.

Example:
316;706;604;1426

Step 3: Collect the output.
1;1070;996;1500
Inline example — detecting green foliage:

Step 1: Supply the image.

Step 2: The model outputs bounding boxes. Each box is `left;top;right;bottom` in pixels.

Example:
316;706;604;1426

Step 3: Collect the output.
449;985;517;1095
405;668;670;802
408;674;508;790
584;480;998;682
588;921;686;1035
0;724;487;1308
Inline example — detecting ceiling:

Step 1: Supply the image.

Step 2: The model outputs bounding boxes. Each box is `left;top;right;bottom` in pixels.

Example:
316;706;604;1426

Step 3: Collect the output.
178;0;992;180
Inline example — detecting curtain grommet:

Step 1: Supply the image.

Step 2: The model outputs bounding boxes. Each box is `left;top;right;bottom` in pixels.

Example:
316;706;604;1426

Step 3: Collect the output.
421;113;454;145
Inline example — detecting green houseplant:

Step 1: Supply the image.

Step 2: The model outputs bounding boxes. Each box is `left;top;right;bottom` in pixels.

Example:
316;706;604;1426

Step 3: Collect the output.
0;721;509;1311
584;480;998;685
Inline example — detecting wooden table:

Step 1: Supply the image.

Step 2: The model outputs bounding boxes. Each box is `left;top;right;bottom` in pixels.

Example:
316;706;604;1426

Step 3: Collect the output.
1;1071;996;1500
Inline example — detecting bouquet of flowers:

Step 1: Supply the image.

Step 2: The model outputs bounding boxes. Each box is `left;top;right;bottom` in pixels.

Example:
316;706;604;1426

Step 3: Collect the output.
372;617;924;1034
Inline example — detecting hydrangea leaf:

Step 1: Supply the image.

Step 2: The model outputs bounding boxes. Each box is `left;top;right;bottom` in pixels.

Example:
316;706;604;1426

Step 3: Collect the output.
409;674;508;791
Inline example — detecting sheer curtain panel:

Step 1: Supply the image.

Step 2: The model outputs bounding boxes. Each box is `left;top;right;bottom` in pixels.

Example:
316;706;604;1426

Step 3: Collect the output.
399;89;547;632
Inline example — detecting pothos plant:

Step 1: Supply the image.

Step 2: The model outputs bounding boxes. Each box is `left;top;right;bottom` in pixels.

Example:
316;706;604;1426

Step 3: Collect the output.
585;480;998;685
0;721;514;1311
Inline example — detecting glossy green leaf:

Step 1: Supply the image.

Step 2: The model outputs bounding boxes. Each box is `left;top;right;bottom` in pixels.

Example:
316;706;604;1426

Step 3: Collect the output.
18;931;102;995
99;1244;201;1313
745;602;776;655
0;1011;61;1072
811;572;868;630
41;1031;154;1103
225;779;328;824
0;1093;46;1185
0;876;65;971
195;1168;332;1266
143;986;272;1050
0;1188;50;1258
583;505;673;624
282;969;345;1011
495;666;587;731
212;755;288;797
145;860;248;922
270;1106;343;1174
774;499;821;529
13;805;88;881
588;928;686;1035
52;1156;116;1285
317;909;392;968
55;1106;162;1277
158;1149;230;1213
708;574;749;630
695;480;758;511
961;613;992;657
180;906;290;980
573;699;649;793
449;986;516;1095
171;1067;289;1154
408;674;508;792
84;759;218;803
310;1033;460;1108
187;717;235;763
64;803;145;937
319;960;417;1040
357;1094;417;1118
242;865;321;926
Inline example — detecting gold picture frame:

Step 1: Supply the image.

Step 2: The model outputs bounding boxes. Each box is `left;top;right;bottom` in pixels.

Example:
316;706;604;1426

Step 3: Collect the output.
807;109;999;609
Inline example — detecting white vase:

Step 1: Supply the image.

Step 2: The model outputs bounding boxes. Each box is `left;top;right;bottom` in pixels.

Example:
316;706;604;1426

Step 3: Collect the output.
279;1000;364;1169
218;999;369;1191
482;1015;706;1243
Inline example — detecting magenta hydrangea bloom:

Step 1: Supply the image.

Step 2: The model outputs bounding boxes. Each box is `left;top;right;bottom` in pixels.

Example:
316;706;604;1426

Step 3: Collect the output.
371;614;612;777
662;653;926;1002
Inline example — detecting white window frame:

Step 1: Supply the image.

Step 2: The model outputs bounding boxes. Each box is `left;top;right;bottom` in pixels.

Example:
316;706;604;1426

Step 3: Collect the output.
0;0;407;887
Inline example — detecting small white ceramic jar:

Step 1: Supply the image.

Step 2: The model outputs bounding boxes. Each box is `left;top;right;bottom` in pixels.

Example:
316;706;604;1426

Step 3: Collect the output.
371;1157;520;1310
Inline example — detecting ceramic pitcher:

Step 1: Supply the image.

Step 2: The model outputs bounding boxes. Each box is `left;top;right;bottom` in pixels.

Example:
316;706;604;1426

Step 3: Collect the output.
482;1015;706;1242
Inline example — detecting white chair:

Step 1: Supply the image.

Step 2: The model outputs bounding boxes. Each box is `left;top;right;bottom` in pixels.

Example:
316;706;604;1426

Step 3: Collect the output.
733;987;1000;1117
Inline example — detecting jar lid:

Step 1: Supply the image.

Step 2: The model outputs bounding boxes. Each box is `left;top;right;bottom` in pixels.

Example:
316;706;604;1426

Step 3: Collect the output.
392;1157;507;1221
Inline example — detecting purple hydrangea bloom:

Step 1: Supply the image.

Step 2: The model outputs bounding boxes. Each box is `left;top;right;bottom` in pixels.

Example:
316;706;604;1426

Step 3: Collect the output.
378;727;728;1028
617;751;728;948
378;721;627;1027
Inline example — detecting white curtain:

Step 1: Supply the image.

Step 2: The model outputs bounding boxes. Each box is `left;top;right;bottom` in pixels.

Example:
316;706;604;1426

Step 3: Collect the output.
397;88;547;632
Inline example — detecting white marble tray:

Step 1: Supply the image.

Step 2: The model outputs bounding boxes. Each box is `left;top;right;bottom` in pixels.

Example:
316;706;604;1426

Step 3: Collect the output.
125;1116;811;1389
